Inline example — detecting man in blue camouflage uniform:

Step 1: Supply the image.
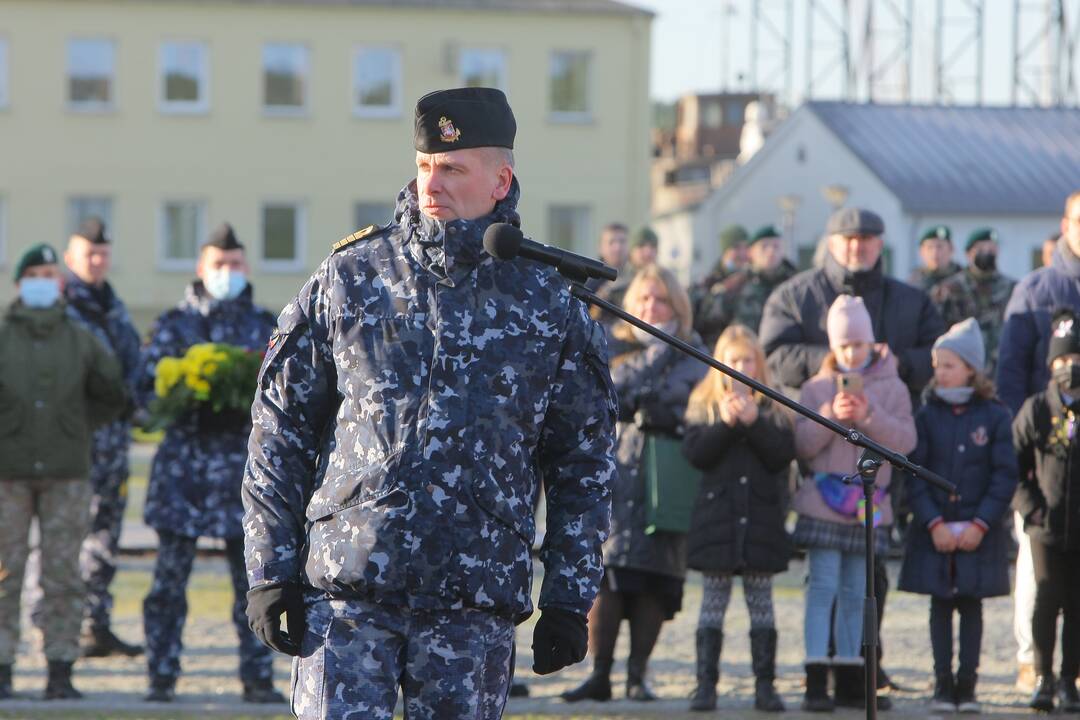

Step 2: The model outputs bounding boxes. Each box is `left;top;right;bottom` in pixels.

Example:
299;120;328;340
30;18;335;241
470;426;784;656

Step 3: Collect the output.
139;224;282;704
243;87;618;720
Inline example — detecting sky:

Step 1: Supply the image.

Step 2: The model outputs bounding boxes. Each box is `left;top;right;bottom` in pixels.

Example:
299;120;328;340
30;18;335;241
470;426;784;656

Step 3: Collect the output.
625;0;1055;107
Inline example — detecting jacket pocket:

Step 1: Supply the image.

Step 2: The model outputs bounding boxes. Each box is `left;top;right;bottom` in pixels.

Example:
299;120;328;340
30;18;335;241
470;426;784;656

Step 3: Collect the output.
0;402;22;437
305;449;405;522
57;413;88;443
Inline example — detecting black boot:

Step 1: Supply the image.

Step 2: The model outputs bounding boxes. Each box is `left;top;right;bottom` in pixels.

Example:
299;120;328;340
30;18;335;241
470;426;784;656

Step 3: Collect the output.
1058;676;1080;713
508;681;529;698
750;628;785;712
626;655;658;701
688;627;722;711
560;658;612;703
955;672;980;714
802;662;834;712
834;662;892;711
80;626;144;658
0;664;12;700
929;672;956;713
243;677;286;704
1030;674;1055;712
43;660;81;700
144;675;176;703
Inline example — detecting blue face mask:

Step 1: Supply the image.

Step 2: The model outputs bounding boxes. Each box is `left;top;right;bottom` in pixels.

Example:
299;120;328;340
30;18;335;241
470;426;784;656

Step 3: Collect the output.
204;268;248;301
19;277;61;308
934;386;974;405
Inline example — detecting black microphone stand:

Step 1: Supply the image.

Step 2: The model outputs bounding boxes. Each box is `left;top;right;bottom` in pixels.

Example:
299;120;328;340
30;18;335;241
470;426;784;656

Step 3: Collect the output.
568;279;955;720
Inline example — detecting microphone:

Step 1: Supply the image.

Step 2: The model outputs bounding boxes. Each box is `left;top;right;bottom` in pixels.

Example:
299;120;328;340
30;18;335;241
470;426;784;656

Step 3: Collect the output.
483;223;618;284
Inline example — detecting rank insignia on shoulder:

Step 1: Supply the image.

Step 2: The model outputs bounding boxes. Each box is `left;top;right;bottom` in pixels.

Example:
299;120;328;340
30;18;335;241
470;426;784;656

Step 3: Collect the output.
332;224;379;253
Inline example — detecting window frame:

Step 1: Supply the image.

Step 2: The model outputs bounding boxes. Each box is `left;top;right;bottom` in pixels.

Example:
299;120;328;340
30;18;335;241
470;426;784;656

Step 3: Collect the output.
261;42;310;117
458;47;508;91
259;200;307;273
66;37;117;113
67;196;114;237
353;201;394;231
548;49;593;123
547;203;593;254
157;199;208;271
158;40;211;115
351;45;402;119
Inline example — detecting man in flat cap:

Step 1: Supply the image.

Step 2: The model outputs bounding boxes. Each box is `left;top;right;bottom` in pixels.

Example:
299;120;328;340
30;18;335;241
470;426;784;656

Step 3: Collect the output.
0;244;126;700
242;87;616;718
138;223;281;704
909;225;962;292
928;227;1015;377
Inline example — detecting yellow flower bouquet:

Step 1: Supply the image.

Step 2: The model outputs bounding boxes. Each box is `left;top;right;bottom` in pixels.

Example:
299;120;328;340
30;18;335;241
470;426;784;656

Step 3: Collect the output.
148;343;264;432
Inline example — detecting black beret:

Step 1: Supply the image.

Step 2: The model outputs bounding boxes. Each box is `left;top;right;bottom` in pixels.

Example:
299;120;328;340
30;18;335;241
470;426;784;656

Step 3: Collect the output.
75;216;109;245
204;222;243;251
826;207;885;236
1048;308;1080;366
633;226;658;248
14;243;60;282
965;227;998;251
919;225;951;244
751;224;781;244
414;87;516;153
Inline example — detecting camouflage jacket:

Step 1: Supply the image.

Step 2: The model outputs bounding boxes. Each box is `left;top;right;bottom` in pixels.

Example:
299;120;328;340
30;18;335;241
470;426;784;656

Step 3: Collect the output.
909;262;962;293
693;260;797;346
929;269;1015;376
140;283;277;538
243;178;618;622
64;274;142;481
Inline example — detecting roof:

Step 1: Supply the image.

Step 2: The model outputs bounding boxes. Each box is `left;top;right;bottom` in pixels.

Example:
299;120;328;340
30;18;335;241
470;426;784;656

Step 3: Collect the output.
174;0;652;15
807;101;1080;215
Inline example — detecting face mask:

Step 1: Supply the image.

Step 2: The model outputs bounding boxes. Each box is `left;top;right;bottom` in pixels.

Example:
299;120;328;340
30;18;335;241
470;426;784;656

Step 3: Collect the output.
836;353;872;373
18;277;61;308
632;321;676;346
972;251;997;272
204;268;248;301
1053;363;1080;392
935;386;974;405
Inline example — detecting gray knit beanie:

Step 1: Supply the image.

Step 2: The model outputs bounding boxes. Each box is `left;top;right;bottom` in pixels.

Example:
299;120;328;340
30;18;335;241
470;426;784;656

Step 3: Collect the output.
932;317;985;374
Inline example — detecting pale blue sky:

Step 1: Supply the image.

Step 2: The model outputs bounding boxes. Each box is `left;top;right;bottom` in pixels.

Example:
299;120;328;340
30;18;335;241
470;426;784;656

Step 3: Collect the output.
627;0;1032;106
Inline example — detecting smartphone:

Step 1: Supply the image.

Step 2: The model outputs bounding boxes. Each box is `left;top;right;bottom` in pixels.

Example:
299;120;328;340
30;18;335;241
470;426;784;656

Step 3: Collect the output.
721;374;751;397
836;373;863;394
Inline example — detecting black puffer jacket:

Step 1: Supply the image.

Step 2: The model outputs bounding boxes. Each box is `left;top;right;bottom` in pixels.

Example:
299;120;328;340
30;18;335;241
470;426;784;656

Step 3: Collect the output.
683;399;794;574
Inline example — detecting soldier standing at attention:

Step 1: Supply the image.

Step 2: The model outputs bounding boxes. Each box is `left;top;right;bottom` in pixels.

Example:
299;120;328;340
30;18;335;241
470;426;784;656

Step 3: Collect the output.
139;225;281;704
910;225;962;292
243;87;618;719
928;228;1016;377
0;245;126;700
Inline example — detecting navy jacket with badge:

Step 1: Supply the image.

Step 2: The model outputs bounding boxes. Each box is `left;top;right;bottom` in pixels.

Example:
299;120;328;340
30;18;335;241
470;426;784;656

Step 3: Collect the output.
140;282;277;539
242;179;617;622
897;391;1017;598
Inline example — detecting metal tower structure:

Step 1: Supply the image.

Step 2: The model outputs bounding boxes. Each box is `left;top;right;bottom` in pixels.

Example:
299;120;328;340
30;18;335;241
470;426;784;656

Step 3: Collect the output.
934;0;986;104
859;0;914;103
750;0;795;105
1012;0;1080;106
805;0;853;100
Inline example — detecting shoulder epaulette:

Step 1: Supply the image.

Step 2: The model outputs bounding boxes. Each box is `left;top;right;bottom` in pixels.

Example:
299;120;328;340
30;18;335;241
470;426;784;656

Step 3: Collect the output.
331;224;385;254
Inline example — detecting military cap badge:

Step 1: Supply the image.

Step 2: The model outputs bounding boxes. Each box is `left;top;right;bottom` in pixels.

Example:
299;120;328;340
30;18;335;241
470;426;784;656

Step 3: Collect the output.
438;116;461;143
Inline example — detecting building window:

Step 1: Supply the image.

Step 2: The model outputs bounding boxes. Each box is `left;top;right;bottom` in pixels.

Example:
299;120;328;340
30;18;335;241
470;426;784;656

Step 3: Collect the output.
160;41;209;114
724;100;745;126
0;39;9;108
548;205;591;253
352;47;400;118
354;202;394;230
67;197;113;236
67;38;115;111
263;43;308;114
459;48;506;90
702;101;722;129
262;202;305;271
549;51;590;120
159;200;206;269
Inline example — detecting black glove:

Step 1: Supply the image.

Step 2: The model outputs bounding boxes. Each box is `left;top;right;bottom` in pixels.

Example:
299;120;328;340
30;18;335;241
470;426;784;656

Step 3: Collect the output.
532;608;588;675
246;582;306;656
634;394;680;433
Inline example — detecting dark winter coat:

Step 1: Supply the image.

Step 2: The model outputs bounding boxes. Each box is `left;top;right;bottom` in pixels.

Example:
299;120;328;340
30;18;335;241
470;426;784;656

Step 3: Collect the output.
759;252;944;398
603;335;708;579
683;399;794;574
1012;384;1080;551
897;392;1017;598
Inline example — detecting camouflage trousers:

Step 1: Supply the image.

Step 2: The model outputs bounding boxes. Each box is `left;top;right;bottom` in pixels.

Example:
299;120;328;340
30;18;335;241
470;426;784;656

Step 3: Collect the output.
79;467;128;632
0;478;91;664
292;599;515;719
143;530;272;684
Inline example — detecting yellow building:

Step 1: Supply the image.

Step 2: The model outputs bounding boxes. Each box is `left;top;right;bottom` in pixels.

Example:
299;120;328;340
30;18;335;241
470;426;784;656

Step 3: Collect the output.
0;0;652;328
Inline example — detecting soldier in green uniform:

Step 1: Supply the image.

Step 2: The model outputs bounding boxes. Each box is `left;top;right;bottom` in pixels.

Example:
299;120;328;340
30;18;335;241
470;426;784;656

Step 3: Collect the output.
909;225;962;292
693;224;797;348
928;228;1016;377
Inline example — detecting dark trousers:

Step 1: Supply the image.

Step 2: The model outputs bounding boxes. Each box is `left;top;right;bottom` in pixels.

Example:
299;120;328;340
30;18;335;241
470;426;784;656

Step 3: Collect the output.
143;530;272;684
1030;538;1080;678
80;469;128;632
929;595;982;678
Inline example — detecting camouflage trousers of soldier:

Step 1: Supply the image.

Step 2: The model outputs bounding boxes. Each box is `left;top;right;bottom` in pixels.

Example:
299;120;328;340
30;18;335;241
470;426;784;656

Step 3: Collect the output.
143;530;272;684
292;598;515;720
0;478;91;664
79;464;129;633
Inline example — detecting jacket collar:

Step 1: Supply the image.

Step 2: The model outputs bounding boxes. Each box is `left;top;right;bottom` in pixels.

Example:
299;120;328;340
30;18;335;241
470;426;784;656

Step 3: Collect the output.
822;250;884;296
183;279;255;317
1052;236;1080;280
6;300;67;337
64;272;116;318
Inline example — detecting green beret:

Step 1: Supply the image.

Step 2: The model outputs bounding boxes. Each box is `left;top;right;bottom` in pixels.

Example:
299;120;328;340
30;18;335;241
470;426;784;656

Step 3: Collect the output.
633;226;658;248
14;243;60;282
750;225;781;244
719;224;749;252
919;225;951;244
966;227;998;251
414;87;516;153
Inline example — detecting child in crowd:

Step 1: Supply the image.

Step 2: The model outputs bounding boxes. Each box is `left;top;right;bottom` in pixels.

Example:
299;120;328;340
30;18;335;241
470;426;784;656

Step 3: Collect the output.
792;295;915;712
1013;308;1080;713
898;318;1017;714
683;325;794;713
